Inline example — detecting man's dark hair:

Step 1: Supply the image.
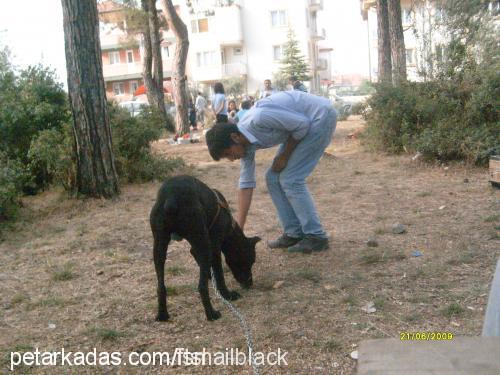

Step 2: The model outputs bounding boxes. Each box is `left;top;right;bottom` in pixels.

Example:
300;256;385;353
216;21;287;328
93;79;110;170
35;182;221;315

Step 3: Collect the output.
206;123;240;161
214;82;225;94
241;100;252;110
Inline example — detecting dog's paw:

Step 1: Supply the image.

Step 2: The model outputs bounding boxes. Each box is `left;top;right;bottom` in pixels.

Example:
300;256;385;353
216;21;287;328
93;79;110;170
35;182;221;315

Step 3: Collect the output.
156;312;170;322
206;310;221;321
226;290;241;301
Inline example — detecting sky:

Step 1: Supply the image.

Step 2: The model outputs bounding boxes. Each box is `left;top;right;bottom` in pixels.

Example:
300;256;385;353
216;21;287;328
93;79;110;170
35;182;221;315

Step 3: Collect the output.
0;0;370;87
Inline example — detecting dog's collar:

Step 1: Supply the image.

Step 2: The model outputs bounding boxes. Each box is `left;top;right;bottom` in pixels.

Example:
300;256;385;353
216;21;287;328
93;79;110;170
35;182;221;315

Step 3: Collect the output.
208;189;236;231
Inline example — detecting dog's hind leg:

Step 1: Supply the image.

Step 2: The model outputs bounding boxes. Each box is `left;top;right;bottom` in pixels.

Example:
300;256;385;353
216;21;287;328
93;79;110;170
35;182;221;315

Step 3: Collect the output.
153;233;170;321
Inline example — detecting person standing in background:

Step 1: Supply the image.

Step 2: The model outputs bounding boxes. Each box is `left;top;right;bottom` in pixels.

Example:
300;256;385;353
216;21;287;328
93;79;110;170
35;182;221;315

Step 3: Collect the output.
259;79;277;99
212;82;228;123
195;91;207;127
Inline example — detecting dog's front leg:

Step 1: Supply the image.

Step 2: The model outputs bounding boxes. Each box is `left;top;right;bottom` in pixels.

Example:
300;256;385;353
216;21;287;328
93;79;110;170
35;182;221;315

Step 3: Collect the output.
153;234;170;321
196;249;221;321
212;252;241;301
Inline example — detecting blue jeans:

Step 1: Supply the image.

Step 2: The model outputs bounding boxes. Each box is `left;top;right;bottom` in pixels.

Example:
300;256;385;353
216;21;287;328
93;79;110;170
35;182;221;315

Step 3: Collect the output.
265;109;337;238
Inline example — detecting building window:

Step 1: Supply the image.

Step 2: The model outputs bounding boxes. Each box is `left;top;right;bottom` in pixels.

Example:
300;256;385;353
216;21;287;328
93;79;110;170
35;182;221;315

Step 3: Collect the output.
126;50;134;63
113;82;125;95
273;45;284;61
191;18;209;33
109;51;120;65
434;8;445;22
162;46;170;58
233;47;243;55
402;8;413;25
270;10;287;27
405;49;415;65
435;45;446;63
196;51;217;67
130;81;138;94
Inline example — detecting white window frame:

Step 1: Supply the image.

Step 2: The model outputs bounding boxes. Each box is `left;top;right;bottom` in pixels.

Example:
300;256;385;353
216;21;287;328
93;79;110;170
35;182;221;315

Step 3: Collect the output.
109;51;120;65
270;10;287;28
191;17;209;33
402;8;413;25
196;50;217;67
130;80;139;94
405;49;415;65
162;45;170;58
126;50;134;64
113;82;125;96
273;45;284;61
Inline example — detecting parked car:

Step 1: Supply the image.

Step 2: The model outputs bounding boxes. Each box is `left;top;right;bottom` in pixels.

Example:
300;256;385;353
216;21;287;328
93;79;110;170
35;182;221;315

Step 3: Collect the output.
330;94;369;117
118;101;146;117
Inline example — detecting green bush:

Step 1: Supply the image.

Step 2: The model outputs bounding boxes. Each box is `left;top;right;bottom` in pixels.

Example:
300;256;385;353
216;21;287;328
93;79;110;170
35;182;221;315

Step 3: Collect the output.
363;74;499;165
0;152;32;221
27;124;76;190
108;102;184;182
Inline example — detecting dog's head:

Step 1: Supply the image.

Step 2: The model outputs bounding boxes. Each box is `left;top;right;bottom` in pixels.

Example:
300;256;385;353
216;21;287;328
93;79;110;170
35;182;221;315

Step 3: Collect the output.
222;228;261;288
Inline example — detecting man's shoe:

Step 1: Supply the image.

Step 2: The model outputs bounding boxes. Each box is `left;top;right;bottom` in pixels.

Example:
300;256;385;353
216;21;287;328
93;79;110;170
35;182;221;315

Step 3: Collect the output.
268;234;302;249
287;235;329;254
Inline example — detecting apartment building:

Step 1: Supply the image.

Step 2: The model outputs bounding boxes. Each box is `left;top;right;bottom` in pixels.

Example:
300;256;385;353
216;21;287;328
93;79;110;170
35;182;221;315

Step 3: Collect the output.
98;0;176;102
182;0;327;93
361;0;447;81
98;0;330;101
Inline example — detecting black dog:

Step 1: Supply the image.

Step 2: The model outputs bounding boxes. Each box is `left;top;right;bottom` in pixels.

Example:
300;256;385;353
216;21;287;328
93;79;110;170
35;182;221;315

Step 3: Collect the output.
150;175;261;321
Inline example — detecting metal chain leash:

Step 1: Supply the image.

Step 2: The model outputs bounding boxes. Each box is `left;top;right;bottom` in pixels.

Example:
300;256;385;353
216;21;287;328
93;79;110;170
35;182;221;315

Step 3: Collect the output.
210;269;261;375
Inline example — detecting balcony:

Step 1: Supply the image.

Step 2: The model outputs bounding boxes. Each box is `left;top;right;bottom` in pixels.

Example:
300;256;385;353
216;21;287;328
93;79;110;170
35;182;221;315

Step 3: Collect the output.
103;62;142;81
193;62;247;82
214;5;243;46
222;62;247;77
308;0;323;12
311;27;326;41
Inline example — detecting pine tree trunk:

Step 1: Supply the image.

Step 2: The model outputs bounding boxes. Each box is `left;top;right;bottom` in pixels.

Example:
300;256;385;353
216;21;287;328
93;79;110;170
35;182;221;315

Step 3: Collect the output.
160;0;190;135
377;0;392;83
388;0;407;84
61;0;119;198
141;0;172;130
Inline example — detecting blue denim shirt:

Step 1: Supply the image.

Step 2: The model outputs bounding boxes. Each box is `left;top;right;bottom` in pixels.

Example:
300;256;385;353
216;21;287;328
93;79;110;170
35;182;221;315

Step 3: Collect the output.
237;91;332;188
211;93;227;115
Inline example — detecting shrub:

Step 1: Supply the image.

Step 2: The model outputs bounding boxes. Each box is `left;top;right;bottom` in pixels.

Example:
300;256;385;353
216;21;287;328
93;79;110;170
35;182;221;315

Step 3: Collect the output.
27;124;76;191
363;74;499;165
0;152;32;222
109;102;184;182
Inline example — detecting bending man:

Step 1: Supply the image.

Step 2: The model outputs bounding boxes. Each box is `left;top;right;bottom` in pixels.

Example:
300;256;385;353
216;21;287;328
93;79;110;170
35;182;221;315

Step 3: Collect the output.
206;91;337;253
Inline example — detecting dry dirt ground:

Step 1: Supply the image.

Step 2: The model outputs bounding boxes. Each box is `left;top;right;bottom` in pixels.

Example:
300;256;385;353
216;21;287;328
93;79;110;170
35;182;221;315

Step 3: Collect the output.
1;116;499;374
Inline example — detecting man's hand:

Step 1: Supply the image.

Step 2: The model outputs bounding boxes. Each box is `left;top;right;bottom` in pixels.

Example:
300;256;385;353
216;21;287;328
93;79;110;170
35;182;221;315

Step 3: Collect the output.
272;153;289;172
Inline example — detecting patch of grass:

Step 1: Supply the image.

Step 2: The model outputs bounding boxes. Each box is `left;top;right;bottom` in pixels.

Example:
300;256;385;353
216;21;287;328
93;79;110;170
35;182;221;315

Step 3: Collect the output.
374;227;387;235
27;297;72;310
484;214;499;223
353;170;364;175
167;266;186;276
90;327;123;342
416;191;432;197
361;249;384;264
374;298;386;310
342;295;357;306
404;312;423;323
10;293;30;306
323;339;342;351
166;286;180;296
441;302;465;318
52;263;76;281
293;269;322;284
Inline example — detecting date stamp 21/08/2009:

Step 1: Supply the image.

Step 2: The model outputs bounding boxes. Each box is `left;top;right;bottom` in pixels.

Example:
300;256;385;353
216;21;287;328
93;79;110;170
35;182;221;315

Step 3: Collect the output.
400;332;454;341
